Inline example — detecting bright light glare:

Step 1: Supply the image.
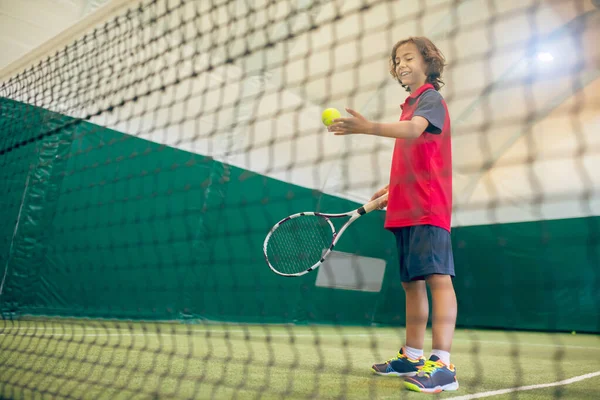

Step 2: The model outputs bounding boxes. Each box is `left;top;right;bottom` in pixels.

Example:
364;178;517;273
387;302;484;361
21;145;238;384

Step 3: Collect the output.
537;52;554;62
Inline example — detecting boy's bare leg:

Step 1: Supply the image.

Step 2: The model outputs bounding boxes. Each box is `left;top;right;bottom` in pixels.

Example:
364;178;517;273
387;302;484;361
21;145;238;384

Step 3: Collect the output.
402;280;429;350
426;274;457;356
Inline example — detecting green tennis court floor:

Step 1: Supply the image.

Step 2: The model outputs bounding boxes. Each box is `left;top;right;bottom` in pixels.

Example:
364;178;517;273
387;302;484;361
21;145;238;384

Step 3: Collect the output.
1;319;598;399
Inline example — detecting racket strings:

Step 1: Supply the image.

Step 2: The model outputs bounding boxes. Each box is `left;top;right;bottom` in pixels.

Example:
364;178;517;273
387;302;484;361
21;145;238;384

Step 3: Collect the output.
266;215;335;275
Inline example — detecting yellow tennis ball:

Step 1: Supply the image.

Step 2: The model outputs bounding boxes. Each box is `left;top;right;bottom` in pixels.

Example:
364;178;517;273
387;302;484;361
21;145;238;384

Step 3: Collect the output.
321;108;341;127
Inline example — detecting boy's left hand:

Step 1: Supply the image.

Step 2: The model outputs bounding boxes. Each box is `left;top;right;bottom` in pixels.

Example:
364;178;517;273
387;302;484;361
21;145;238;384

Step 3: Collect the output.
328;108;374;135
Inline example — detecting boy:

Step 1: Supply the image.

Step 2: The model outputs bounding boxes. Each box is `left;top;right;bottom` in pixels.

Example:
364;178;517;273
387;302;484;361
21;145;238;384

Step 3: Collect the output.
327;36;458;393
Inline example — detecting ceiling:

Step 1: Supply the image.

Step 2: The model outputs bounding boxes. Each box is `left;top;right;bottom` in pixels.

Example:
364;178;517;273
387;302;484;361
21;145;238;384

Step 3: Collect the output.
0;0;597;225
0;0;110;71
1;1;596;80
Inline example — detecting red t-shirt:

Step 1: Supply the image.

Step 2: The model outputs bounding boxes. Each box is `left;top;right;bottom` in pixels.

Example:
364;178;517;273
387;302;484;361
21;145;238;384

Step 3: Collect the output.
384;83;453;232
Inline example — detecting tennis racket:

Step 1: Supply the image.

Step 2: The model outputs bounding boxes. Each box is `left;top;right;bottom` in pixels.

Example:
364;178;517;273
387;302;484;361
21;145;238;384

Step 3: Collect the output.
263;193;388;277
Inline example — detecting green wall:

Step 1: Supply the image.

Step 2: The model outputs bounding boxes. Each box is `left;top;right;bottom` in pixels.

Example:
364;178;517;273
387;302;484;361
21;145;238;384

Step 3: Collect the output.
0;98;598;333
452;217;600;332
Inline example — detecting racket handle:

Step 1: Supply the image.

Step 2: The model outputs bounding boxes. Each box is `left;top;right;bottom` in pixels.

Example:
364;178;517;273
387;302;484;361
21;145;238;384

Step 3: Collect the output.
358;193;388;215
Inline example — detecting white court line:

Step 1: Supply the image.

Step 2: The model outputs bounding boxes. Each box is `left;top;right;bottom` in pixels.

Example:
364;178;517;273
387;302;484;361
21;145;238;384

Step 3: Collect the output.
451;338;600;352
0;329;374;338
446;370;600;400
1;328;599;351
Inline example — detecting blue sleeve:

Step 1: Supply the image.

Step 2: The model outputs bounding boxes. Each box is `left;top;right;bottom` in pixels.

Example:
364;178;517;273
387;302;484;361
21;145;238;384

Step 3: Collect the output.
413;90;446;134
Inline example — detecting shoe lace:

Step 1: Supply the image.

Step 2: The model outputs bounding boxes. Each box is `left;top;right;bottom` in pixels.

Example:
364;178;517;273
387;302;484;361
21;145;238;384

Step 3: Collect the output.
418;360;444;377
385;351;404;363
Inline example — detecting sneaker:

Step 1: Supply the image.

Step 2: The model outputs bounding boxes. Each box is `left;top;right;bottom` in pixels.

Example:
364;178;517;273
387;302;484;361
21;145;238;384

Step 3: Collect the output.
403;355;459;393
371;347;425;376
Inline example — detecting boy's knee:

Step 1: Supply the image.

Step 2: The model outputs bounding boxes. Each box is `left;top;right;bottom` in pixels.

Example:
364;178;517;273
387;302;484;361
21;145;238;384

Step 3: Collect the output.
402;280;426;292
425;274;453;289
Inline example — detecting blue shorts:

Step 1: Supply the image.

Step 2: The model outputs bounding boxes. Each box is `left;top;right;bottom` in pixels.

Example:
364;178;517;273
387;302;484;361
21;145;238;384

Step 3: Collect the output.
390;225;455;282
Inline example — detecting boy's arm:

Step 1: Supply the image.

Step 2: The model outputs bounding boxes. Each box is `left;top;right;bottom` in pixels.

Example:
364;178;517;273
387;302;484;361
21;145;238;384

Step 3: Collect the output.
328;108;428;139
367;117;429;139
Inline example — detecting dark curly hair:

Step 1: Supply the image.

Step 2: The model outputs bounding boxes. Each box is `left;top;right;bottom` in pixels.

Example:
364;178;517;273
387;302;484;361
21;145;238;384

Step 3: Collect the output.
389;36;446;92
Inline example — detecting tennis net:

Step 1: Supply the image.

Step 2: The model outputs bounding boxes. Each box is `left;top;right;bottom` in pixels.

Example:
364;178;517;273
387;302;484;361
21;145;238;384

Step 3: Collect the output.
0;0;599;398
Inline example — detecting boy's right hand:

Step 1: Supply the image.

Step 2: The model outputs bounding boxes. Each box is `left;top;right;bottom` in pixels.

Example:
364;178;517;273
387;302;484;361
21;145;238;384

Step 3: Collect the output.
371;185;389;208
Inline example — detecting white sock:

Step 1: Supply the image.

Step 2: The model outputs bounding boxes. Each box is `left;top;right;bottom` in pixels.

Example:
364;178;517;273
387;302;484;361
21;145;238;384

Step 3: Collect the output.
431;349;450;365
404;345;423;360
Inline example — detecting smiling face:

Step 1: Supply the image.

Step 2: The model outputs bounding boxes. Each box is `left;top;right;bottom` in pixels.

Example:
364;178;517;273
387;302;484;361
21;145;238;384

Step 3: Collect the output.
394;42;428;93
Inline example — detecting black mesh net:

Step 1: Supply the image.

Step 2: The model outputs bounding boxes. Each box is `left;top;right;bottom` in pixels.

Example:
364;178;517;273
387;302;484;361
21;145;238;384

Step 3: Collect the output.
0;0;599;399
